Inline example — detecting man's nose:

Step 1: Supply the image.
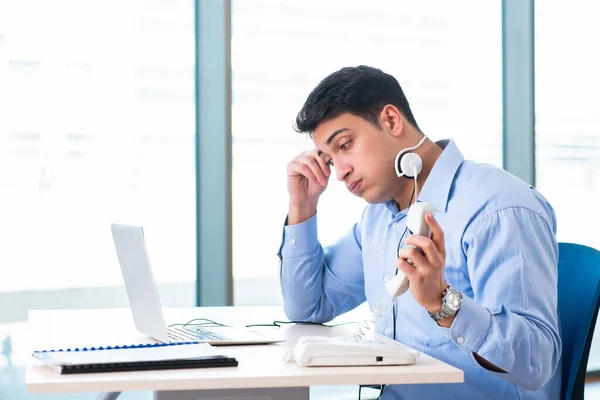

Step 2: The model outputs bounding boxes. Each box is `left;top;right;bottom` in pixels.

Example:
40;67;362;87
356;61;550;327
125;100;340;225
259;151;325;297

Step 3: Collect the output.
335;164;351;182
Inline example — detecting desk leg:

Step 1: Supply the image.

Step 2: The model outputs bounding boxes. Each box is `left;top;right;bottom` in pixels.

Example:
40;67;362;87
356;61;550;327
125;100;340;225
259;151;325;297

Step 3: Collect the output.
154;387;309;400
96;392;122;400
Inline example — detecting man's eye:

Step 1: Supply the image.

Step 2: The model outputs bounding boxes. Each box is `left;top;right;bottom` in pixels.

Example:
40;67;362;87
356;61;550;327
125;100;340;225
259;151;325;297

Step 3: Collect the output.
340;140;351;150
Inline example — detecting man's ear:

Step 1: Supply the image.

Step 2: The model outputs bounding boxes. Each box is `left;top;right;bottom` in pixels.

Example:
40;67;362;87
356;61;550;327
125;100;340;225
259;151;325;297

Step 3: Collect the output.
380;104;405;137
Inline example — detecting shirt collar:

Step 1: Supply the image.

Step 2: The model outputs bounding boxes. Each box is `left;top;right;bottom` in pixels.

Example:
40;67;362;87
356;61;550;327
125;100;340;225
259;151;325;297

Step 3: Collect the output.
417;139;464;212
383;139;464;215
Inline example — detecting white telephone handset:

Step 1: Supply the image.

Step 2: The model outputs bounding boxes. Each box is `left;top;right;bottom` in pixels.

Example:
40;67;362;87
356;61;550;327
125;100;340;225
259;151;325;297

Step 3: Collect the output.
385;202;435;298
291;335;418;367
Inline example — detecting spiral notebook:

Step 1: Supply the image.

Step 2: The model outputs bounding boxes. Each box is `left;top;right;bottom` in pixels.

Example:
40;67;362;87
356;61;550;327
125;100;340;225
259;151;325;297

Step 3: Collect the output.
32;341;238;374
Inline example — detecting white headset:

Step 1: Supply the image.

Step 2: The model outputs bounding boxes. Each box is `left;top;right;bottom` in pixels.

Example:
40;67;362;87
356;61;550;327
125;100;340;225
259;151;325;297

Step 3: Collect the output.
394;135;427;178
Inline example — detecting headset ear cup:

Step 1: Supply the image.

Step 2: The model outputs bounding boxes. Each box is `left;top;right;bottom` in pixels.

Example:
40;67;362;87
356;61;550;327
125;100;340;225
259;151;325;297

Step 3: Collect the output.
395;150;407;177
399;153;423;178
394;135;428;178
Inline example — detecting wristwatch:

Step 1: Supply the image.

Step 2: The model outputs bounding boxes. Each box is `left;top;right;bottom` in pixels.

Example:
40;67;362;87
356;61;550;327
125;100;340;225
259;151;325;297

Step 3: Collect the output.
428;285;462;322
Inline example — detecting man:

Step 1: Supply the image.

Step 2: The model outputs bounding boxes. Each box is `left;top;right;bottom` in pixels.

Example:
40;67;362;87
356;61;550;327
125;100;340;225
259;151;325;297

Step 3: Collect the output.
277;66;561;399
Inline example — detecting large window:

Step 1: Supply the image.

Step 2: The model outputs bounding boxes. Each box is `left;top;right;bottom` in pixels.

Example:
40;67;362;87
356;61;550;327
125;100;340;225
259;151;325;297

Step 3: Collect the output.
535;0;600;370
0;0;195;397
231;0;502;306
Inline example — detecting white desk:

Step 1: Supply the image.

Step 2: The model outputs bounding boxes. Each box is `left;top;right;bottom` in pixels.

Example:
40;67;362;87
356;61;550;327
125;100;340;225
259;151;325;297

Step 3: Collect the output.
26;306;463;399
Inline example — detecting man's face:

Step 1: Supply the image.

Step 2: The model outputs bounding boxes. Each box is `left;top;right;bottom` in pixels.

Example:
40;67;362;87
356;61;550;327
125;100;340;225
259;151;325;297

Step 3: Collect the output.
312;112;401;204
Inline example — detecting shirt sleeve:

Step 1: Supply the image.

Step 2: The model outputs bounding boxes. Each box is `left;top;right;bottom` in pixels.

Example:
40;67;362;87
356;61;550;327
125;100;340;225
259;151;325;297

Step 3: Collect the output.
448;206;561;391
277;212;366;323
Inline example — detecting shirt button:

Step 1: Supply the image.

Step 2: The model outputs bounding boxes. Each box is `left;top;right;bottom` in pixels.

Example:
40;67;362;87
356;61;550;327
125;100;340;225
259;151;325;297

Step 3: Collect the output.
384;328;391;336
289;239;297;245
457;337;465;344
392;222;398;228
383;276;390;283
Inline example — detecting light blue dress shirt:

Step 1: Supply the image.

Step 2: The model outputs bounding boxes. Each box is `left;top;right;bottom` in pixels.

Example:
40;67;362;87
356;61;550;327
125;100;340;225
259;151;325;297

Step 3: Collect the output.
278;140;561;399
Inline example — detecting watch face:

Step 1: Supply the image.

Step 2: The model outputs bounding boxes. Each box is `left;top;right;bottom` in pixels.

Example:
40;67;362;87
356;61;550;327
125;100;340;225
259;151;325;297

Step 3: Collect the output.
446;289;462;311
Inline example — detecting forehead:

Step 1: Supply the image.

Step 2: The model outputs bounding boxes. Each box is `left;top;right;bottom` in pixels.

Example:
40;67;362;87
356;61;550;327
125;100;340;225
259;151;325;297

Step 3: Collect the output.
312;113;367;145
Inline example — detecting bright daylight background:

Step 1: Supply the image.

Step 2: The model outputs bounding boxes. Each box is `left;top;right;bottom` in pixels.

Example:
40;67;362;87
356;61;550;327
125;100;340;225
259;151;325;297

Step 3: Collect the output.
1;0;599;399
231;0;502;305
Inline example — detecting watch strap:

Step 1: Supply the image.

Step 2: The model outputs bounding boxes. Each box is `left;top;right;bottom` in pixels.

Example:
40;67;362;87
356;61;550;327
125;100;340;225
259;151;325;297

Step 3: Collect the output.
428;285;459;322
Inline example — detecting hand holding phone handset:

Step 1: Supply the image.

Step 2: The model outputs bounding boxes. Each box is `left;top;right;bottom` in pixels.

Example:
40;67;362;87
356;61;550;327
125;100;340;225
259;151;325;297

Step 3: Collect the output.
385;202;435;297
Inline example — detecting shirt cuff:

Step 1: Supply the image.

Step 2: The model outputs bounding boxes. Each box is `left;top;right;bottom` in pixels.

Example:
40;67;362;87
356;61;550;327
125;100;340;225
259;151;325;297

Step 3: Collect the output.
278;213;319;258
447;294;492;353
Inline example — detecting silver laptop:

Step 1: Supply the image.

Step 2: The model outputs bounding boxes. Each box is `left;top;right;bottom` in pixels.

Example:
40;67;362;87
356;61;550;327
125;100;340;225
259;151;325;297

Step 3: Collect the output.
111;223;283;346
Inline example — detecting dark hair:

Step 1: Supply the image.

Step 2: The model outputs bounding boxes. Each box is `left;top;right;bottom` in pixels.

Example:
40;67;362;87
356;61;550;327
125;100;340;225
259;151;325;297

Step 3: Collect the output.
294;65;420;135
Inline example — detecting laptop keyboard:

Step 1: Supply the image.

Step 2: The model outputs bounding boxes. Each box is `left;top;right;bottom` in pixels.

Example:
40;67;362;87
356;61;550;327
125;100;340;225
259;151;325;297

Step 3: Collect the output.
167;326;229;342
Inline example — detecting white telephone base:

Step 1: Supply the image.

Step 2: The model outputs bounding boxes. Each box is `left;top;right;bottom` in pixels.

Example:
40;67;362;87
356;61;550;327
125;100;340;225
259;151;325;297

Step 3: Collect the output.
292;336;419;367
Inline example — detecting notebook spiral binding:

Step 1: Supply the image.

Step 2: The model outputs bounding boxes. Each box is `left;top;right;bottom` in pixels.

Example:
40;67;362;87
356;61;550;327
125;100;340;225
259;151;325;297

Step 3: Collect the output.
351;300;392;341
37;341;204;353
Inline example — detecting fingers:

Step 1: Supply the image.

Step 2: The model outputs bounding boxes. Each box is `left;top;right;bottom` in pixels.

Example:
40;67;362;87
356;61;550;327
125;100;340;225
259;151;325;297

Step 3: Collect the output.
425;213;445;252
403;234;437;259
297;155;328;186
288;161;319;186
395;258;419;281
398;245;427;270
288;152;330;186
308;150;331;178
